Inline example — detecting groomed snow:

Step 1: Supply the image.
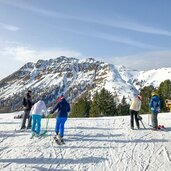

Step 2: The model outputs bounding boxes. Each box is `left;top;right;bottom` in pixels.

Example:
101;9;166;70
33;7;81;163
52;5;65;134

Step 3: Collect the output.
0;112;171;171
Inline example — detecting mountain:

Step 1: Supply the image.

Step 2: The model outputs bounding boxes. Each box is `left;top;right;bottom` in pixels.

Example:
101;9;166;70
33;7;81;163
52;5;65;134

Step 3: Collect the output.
0;56;171;112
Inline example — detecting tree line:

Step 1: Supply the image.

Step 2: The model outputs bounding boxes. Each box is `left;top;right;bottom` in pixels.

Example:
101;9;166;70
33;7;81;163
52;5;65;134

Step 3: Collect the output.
70;79;171;117
70;88;130;117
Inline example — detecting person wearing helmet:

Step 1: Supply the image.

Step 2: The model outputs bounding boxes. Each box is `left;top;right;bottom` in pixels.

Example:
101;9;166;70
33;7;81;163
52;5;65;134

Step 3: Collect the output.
149;92;161;130
130;95;142;129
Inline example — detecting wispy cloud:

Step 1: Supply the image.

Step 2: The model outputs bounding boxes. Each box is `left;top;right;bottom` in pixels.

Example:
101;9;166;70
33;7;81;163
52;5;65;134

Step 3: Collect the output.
60;28;159;49
115;20;171;36
94;32;158;49
0;22;20;31
109;50;171;70
2;0;171;36
1;46;82;63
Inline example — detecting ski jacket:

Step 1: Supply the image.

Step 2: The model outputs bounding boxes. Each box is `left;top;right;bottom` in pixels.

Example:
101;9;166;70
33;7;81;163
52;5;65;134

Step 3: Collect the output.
130;97;141;112
23;97;33;111
30;100;48;116
51;98;70;118
149;95;160;113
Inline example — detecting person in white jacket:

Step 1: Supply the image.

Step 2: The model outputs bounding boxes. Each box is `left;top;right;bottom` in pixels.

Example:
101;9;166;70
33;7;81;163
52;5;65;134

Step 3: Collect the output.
30;100;48;135
130;95;142;129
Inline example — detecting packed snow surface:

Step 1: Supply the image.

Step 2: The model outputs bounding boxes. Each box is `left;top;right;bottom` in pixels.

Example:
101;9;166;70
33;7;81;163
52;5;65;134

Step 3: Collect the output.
0;112;171;171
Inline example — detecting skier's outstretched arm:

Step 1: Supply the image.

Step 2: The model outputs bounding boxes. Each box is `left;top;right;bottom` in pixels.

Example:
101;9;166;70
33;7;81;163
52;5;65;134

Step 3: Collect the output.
50;103;59;114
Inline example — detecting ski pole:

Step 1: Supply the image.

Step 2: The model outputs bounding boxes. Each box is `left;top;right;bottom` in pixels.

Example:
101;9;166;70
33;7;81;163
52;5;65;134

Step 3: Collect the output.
45;114;51;131
42;114;51;135
140;120;146;129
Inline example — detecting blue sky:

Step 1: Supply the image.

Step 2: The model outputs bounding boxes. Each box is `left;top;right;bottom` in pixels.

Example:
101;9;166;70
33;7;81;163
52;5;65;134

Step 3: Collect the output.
0;0;171;79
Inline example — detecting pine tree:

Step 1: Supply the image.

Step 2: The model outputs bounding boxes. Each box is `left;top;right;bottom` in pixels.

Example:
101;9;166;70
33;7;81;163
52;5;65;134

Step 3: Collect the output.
89;92;101;117
91;88;117;116
117;96;130;116
140;85;154;114
158;80;171;112
70;96;91;117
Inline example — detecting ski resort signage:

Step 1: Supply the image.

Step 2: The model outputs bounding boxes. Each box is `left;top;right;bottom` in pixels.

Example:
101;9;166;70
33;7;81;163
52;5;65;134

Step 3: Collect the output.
165;99;171;112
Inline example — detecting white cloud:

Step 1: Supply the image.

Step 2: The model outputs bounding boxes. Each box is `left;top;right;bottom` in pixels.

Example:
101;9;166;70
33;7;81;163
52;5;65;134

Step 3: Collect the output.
0;22;20;31
109;50;171;70
0;43;82;80
2;46;82;63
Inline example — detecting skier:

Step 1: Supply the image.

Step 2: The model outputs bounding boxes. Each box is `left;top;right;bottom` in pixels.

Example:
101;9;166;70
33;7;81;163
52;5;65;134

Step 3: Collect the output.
30;99;48;136
50;95;70;144
130;95;142;129
20;90;33;130
149;92;161;130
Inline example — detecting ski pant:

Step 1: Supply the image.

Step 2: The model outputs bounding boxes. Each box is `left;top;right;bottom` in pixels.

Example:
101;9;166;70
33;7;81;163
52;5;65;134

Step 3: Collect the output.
151;112;158;129
21;110;32;129
55;117;67;137
130;110;139;129
31;114;42;134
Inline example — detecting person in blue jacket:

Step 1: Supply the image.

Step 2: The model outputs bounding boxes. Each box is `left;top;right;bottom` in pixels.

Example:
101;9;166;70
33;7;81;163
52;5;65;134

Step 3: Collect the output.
149;92;161;130
50;95;70;143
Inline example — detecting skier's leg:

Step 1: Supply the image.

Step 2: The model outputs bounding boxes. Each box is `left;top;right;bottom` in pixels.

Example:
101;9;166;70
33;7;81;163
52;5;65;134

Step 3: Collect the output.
35;115;42;134
31;115;36;132
59;118;67;137
27;111;32;129
151;112;158;129
135;112;140;129
55;117;62;135
20;110;27;129
130;110;134;129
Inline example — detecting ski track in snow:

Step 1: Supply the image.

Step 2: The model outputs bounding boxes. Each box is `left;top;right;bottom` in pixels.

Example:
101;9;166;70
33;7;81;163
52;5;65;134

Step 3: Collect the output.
0;113;171;171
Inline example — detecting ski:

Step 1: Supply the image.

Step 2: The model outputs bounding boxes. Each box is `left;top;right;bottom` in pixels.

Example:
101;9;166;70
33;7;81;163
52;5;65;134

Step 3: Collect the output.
150;125;166;131
40;130;48;137
60;139;65;144
30;132;36;139
14;128;29;133
53;136;64;145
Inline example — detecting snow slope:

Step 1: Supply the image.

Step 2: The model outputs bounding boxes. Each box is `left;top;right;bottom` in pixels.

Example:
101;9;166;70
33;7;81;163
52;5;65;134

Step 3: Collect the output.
0;112;171;171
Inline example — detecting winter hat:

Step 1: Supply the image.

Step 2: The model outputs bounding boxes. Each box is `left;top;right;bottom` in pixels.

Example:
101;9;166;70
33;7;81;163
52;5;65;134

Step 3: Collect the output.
28;90;32;93
56;95;63;103
151;91;158;96
137;95;142;100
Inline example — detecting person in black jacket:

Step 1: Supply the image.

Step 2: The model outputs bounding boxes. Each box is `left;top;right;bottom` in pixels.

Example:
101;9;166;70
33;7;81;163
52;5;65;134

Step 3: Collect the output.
50;95;70;143
20;90;33;130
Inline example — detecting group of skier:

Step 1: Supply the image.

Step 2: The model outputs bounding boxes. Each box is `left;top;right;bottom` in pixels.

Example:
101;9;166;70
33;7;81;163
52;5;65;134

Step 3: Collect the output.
21;90;70;144
20;89;162;144
130;91;161;130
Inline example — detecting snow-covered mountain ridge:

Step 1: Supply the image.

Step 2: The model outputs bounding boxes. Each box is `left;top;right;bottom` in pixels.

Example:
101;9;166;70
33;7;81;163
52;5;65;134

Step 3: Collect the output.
0;56;171;112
